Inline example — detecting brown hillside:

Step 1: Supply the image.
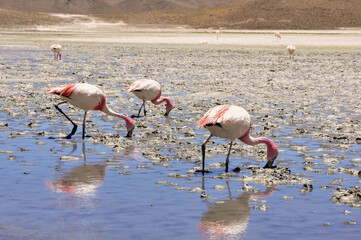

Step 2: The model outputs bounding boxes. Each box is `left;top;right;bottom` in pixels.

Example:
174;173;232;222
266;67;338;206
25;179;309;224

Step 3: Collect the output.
0;9;64;28
1;0;360;30
99;0;361;29
0;0;236;14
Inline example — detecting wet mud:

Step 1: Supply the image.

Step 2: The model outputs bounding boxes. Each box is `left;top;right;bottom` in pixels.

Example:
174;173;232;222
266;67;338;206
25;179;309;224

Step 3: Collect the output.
0;33;360;239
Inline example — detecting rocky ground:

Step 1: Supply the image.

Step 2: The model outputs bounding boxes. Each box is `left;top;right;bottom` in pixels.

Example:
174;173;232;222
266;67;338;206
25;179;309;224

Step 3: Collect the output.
0;38;360;208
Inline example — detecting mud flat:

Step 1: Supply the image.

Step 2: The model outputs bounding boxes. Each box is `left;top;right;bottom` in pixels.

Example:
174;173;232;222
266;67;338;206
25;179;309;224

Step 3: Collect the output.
0;31;360;239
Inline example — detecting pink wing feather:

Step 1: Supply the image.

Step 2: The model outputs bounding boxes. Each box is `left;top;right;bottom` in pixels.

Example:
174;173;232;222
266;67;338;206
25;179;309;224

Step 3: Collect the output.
125;82;141;92
196;105;231;129
46;84;77;97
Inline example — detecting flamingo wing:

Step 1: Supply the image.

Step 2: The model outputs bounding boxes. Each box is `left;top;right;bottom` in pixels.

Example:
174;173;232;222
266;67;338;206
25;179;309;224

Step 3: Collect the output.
196;105;232;129
126;80;143;92
46;84;77;98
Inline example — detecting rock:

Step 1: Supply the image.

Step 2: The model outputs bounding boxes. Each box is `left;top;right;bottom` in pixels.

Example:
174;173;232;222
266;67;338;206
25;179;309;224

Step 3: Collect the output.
168;173;188;178
60;156;80;161
330;186;361;207
344;221;357;225
253;204;271;211
214;185;227;191
301;184;313;192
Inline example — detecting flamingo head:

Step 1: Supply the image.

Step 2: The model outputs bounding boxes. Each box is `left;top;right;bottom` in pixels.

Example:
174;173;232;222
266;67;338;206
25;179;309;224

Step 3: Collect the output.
265;139;278;168
125;119;135;137
164;98;173;116
126;127;134;138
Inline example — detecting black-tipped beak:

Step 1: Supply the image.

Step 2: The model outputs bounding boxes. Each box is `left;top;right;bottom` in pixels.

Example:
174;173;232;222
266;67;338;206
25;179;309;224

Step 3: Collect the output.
126;128;134;138
264;156;277;168
164;108;172;116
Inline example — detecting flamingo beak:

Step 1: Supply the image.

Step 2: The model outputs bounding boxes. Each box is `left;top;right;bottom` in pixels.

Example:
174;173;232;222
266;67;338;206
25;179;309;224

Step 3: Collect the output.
164;108;173;116
264;156;277;168
126;127;134;138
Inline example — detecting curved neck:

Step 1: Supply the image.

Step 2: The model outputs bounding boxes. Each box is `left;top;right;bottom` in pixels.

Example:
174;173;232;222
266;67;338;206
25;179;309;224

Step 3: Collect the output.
151;97;173;112
238;132;278;160
101;105;135;132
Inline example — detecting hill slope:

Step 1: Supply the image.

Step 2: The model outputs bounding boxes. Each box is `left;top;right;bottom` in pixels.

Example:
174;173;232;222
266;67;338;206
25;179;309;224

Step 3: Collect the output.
106;0;361;29
0;0;236;14
1;0;360;30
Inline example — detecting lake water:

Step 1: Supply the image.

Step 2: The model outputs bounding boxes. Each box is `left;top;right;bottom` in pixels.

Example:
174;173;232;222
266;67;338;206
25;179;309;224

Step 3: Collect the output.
0;30;360;239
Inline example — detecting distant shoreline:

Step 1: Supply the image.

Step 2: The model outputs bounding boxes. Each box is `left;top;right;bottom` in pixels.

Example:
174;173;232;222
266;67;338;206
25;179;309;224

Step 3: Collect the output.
1;28;361;49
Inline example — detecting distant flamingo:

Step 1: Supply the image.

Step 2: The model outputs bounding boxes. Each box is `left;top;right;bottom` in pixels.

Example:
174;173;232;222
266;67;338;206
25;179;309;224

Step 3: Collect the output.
287;45;296;59
274;32;281;40
196;105;278;175
215;30;221;40
50;44;62;60
47;83;135;139
126;79;173;117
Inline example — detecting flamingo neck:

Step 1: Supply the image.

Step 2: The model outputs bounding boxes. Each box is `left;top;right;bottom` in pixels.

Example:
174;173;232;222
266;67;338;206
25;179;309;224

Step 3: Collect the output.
238;132;278;160
101;105;135;132
151;97;173;113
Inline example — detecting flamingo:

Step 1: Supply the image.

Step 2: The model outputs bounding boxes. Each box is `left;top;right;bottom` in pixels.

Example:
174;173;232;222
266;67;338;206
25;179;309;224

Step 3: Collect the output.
215;30;221;40
126;79;173;117
50;44;62;60
196;105;278;175
46;83;135;139
287;45;296;59
274;32;281;40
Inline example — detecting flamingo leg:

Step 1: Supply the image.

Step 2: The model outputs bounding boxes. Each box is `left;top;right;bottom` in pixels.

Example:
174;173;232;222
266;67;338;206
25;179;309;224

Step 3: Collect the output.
54;101;78;139
201;134;213;175
143;101;147;116
137;101;146;117
225;141;233;172
82;111;87;140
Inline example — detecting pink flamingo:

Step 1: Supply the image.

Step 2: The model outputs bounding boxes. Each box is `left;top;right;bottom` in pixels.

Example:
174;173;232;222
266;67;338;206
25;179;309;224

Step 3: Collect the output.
274;32;281;40
46;83;135;139
50;44;62;60
196;105;278;175
287;45;296;59
126;79;173;117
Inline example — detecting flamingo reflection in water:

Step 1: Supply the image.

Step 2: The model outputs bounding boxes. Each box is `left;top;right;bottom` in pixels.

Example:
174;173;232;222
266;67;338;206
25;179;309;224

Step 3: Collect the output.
46;163;107;196
200;182;276;239
46;142;107;197
46;143;143;197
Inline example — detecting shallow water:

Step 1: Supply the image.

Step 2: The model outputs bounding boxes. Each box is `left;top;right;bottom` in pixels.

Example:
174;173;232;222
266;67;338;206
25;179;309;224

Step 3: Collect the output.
0;32;360;239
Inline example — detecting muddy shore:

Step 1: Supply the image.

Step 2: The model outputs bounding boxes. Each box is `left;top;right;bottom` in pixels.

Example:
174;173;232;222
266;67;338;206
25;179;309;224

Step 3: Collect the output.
0;31;360;239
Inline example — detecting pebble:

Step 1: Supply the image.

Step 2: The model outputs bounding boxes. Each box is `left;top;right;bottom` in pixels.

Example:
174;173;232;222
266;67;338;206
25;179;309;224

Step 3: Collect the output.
60;156;80;161
156;181;168;185
168;173;188;179
176;187;191;191
344;221;357;225
282;196;295;200
214;185;227;191
301;183;313;192
200;192;210;199
0;150;14;154
190;187;203;193
253;204;271;211
343;210;352;215
36;141;46;145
